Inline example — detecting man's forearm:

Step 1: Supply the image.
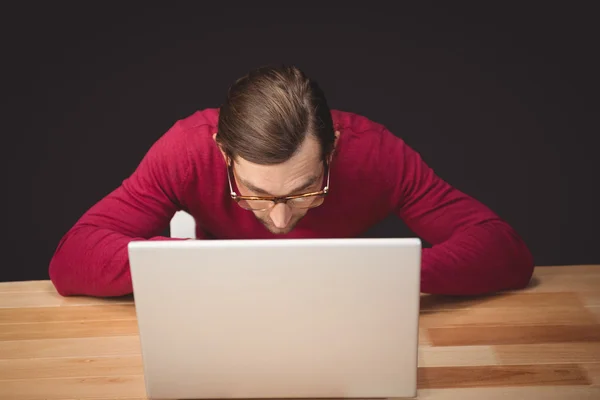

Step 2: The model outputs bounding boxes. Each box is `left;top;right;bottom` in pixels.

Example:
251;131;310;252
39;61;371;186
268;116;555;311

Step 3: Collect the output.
419;221;534;295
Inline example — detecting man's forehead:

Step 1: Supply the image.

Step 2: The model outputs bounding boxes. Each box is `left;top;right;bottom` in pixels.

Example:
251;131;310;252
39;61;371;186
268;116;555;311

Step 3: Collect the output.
232;133;323;193
235;134;321;172
234;156;322;196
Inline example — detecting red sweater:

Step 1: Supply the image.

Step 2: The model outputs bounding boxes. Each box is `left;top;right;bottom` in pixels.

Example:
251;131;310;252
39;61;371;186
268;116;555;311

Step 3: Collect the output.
49;108;534;297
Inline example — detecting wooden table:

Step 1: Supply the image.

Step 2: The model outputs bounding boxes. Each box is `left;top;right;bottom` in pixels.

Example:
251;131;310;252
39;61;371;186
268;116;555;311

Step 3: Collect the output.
0;265;599;400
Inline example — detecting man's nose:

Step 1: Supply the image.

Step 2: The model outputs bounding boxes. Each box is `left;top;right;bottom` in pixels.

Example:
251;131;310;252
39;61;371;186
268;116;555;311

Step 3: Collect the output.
269;203;292;228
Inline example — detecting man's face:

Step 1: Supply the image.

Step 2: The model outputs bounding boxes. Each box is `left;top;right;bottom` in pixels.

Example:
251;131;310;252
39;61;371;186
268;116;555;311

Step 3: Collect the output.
232;135;326;234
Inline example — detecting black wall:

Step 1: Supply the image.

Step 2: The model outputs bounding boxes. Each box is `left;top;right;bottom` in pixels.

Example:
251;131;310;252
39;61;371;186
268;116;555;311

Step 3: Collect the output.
6;3;598;282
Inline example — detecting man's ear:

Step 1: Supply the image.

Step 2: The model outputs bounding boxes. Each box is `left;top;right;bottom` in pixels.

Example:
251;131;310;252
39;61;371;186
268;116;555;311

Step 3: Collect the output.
329;130;340;163
212;132;229;164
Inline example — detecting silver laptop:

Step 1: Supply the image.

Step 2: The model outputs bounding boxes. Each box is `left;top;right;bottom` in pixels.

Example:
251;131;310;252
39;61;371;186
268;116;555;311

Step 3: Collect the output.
128;237;421;399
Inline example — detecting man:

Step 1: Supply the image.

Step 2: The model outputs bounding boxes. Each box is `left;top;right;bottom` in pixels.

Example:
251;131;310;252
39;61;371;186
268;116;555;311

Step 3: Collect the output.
49;65;534;297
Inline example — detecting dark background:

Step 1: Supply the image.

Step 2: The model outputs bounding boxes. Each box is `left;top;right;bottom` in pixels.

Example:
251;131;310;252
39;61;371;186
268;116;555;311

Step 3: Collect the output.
4;3;598;282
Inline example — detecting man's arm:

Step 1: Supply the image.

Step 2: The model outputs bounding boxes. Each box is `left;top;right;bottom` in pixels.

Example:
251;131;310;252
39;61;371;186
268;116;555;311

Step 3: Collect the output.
49;125;194;297
382;128;534;295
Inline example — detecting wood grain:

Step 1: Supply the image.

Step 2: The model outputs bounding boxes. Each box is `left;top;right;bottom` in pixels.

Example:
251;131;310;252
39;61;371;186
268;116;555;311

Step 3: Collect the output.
47;398;147;400
420;305;597;328
583;362;600;386
419;327;431;346
531;265;600;275
0;291;133;308
0;336;141;359
0;319;139;341
522;273;600;293
0;265;598;400
0;375;146;400
417;386;600;400
0;355;143;380
420;292;584;312
419;346;498;367
495;342;600;364
0;304;136;326
43;398;147;400
0;304;136;324
8;389;599;400
417;364;591;389
0;280;55;293
428;324;600;346
581;291;600;307
590;306;600;321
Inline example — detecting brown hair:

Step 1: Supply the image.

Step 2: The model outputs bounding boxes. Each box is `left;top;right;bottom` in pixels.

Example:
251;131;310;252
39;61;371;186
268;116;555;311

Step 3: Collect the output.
216;65;335;165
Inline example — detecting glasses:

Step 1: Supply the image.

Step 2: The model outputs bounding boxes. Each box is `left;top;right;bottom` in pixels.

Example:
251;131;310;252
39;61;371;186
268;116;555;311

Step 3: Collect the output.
227;162;330;211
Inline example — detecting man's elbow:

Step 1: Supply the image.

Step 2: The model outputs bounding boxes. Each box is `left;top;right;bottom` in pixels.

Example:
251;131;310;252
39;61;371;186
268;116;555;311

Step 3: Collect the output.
48;250;132;298
504;236;536;291
509;258;535;291
48;254;76;296
519;252;536;287
48;246;94;297
473;221;536;294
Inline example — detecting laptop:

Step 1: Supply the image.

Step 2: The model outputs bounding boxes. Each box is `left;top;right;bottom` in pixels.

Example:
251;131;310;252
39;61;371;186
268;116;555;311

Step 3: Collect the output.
128;237;421;399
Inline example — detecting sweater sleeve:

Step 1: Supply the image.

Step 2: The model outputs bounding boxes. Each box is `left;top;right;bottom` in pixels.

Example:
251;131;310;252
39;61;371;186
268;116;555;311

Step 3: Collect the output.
49;125;193;297
382;128;535;295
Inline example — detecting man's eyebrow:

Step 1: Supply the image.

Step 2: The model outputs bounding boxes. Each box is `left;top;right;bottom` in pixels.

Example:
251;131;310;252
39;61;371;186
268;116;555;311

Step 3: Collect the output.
240;174;321;196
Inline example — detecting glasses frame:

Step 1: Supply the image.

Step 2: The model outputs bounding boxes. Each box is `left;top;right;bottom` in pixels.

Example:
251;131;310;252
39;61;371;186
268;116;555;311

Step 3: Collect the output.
227;161;330;211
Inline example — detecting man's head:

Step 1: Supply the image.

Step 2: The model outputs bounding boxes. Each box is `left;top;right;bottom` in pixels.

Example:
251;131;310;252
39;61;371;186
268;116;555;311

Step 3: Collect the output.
214;65;338;234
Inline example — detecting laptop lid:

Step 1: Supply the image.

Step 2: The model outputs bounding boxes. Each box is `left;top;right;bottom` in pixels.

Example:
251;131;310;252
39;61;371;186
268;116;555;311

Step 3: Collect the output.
128;237;421;399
